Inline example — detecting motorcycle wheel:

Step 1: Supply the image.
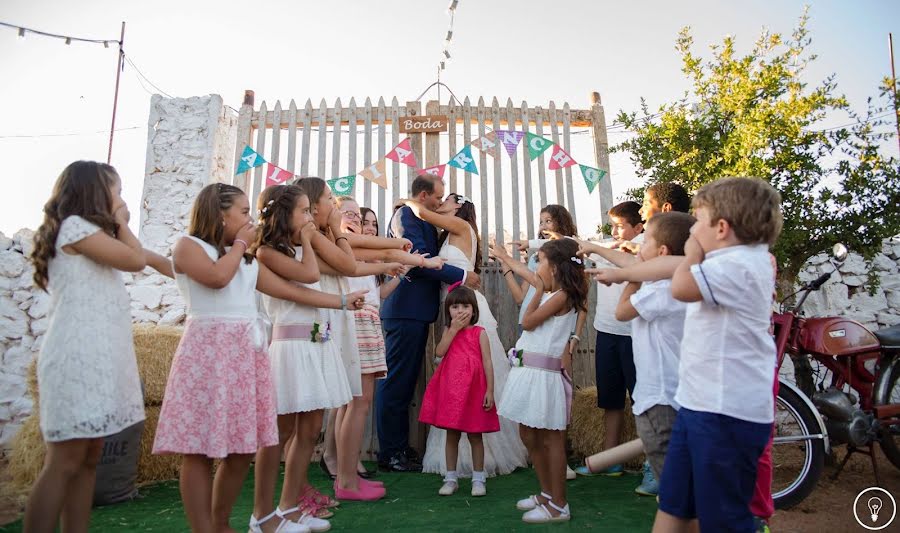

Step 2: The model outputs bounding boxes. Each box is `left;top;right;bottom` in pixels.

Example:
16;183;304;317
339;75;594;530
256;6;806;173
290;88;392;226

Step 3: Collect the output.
875;357;900;469
773;384;825;509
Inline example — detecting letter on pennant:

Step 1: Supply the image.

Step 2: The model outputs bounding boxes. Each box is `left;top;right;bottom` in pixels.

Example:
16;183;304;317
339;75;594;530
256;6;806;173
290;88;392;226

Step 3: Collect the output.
447;145;478;175
327;175;356;196
495;130;525;157
579;164;607;193
471;131;499;157
265;164;293;187
418;164;446;179
359;159;388;189
548;144;577;170
385;138;418;168
526;133;553;161
236;145;266;174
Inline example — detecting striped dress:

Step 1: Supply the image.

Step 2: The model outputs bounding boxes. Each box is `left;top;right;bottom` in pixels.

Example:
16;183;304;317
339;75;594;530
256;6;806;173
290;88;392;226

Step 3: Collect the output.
346;275;387;378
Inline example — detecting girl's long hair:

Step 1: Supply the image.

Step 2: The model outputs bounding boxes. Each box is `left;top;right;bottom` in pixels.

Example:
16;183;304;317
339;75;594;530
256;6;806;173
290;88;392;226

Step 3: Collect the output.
253;184;307;258
31;161;119;291
437;193;482;273
189;183;253;263
360;207;379;236
539;204;577;238
540;238;588;313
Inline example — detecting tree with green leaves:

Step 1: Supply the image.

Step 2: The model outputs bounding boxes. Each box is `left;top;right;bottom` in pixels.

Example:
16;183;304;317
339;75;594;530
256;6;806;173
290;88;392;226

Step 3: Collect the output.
613;9;900;288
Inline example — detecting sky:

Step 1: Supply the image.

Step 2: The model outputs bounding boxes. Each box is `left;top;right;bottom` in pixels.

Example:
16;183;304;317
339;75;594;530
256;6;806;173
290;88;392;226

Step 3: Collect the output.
1;0;898;238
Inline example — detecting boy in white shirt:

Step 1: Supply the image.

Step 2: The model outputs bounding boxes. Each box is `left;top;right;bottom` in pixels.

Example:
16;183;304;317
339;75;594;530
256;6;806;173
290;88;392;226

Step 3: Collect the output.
590;177;782;533
612;212;694;489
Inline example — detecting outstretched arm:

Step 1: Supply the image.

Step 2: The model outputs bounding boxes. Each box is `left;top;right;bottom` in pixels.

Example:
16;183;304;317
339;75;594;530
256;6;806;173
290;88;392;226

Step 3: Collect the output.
576;238;638;268
586;255;682;285
395;206;464;285
402;198;471;237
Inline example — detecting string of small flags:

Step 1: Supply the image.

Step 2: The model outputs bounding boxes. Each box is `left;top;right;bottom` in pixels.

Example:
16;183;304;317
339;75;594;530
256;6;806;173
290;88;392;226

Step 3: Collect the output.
236;130;607;195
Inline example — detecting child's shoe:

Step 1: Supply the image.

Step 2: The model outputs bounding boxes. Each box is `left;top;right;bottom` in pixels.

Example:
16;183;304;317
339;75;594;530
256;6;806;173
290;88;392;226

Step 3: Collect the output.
276;507;331;533
248;510;310;533
516;491;551;511
575;463;624;477
522;499;571;524
438;470;459;496
566;464;577;480
333;479;385;501
471;471;487;497
634;461;659;496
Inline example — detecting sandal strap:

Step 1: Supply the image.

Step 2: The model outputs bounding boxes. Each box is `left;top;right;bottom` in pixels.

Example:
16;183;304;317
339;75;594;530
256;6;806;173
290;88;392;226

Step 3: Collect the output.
251;510;280;526
540;491;552;500
547;500;570;516
442;477;459;484
276;506;301;517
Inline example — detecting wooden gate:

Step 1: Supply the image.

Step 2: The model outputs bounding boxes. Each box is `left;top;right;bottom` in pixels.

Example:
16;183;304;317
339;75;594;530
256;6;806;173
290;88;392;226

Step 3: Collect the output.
233;90;615;455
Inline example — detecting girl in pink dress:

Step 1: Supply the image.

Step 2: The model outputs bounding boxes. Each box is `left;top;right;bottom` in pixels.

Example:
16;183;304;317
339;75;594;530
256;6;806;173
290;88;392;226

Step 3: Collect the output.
419;285;499;497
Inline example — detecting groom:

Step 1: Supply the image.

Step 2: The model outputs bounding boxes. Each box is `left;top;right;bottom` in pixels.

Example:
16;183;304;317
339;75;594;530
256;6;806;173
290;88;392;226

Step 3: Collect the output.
377;175;480;472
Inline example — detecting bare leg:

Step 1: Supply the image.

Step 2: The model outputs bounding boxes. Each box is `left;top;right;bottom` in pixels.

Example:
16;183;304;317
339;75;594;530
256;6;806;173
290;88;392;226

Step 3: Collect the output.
280;410;324;518
253;414;298;531
180;455;214;533
23;438;99;533
652;510;694;533
322;409;338;475
337;375;374;490
445;430;462;472
468;433;484;473
211;453;253;533
543;429;567;515
603;409;624;451
59;438;104;533
526;428;552;505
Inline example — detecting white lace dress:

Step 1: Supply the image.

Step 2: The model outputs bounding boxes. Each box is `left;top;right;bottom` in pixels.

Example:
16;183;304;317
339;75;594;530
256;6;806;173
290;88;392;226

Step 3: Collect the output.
37;216;145;442
421;226;529;477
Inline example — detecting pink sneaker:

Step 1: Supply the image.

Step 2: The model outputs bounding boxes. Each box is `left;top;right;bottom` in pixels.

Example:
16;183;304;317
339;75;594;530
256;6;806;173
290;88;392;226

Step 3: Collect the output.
333;479;386;501
359;476;384;487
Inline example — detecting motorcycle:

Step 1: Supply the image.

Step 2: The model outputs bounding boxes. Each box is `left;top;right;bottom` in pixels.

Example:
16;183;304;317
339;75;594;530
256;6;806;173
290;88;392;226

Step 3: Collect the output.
772;243;900;509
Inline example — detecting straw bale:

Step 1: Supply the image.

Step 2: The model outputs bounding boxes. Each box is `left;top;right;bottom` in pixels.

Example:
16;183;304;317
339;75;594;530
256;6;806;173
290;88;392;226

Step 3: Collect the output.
7;415;44;488
568;386;643;469
137;406;180;484
132;325;182;406
26;358;38;407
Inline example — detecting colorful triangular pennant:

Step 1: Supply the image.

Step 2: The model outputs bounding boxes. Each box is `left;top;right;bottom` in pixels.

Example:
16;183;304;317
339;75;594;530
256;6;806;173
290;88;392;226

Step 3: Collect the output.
265;164;293;187
548;144;577;170
471;131;500;158
358;159;388;188
418;164;446;179
579;164;607;193
494;130;525;157
525;133;553;161
236;145;266;174
385;138;418;168
447;145;478;174
327;175;356;196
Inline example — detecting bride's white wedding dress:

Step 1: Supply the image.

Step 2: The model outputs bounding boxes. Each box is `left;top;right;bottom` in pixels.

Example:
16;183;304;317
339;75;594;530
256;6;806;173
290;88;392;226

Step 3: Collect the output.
421;225;528;477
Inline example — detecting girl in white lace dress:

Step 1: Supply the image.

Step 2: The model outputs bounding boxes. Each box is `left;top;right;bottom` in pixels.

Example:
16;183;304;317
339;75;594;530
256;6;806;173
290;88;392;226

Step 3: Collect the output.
23;161;150;532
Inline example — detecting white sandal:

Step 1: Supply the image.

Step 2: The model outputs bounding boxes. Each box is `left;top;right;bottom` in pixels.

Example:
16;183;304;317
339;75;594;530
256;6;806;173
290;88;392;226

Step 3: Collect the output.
248;509;310;533
522;499;571;524
276;506;330;533
516;491;552;511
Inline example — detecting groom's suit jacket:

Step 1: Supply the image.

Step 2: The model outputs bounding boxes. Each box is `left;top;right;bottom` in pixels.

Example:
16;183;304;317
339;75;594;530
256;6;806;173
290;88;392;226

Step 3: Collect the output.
380;206;465;323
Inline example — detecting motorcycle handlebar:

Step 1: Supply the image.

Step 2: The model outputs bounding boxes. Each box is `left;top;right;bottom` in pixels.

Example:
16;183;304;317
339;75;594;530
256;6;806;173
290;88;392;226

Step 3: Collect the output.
807;271;832;290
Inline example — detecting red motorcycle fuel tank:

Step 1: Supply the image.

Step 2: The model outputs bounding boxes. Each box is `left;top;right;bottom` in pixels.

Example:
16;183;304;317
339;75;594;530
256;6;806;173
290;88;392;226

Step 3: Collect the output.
798;317;881;356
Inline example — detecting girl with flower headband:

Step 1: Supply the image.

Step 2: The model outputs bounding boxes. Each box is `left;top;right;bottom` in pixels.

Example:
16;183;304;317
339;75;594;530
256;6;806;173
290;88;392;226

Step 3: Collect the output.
419;284;499;497
151;183;365;533
400;193;528;479
247;184;369;532
496;238;588;524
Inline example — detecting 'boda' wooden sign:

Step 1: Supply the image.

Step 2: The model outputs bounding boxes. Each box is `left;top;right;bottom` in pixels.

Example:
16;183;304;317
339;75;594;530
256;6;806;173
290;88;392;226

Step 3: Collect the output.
398;115;449;133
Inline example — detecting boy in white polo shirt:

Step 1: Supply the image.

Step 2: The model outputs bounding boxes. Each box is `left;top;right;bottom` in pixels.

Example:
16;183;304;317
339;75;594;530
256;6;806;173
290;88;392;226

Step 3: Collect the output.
590;177;782;532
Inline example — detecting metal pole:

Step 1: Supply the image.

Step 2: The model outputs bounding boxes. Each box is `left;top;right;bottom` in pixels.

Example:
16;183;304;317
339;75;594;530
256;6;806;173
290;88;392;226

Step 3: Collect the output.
107;22;125;164
890;33;899;154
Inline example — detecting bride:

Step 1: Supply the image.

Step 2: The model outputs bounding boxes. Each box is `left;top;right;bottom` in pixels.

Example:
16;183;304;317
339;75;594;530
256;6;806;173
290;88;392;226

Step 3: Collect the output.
401;193;528;477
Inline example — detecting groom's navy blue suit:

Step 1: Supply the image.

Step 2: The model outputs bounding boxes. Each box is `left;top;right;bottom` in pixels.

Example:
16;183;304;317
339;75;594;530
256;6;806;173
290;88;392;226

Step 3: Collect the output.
377;205;465;462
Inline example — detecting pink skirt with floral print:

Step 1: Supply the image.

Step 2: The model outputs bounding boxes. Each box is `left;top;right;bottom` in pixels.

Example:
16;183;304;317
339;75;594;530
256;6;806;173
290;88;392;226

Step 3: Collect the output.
152;317;278;457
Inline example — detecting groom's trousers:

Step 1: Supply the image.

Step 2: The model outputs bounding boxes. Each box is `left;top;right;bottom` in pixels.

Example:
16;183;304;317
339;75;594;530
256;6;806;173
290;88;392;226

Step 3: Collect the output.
376;318;430;462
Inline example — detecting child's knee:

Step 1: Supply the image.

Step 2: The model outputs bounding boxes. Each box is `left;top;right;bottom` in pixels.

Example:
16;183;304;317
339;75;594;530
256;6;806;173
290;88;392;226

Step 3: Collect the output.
468;433;483;445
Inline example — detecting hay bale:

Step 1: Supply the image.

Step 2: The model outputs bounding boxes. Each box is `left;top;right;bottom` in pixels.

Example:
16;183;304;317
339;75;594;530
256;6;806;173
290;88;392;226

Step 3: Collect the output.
568;386;643;469
7;415;45;488
137;406;180;484
26;358;38;407
132;325;182;406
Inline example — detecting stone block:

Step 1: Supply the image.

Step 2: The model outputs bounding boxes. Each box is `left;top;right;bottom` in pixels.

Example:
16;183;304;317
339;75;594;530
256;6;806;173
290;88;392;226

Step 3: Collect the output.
0;250;27;277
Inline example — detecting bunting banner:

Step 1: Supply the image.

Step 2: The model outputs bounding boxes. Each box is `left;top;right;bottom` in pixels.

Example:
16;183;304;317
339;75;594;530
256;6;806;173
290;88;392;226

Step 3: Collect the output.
358;159;388;188
265;164;293;187
470;131;500;158
447;145;478;174
419;164;447;179
327;175;356;196
579;164;607;194
495;130;525;157
385;138;418;168
548;144;577;170
525;133;553;161
236;145;265;174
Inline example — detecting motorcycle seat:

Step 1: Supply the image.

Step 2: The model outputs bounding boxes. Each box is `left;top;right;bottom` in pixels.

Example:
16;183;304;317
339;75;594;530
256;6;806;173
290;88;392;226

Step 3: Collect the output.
875;324;900;349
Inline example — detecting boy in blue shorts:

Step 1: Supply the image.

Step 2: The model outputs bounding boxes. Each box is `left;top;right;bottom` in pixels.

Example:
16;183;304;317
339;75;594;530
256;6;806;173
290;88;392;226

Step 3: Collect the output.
590;177;782;532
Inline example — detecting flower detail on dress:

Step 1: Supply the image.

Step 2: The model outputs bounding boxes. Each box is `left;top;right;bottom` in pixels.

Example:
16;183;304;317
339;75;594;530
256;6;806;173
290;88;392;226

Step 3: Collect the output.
310;321;332;343
507;348;524;367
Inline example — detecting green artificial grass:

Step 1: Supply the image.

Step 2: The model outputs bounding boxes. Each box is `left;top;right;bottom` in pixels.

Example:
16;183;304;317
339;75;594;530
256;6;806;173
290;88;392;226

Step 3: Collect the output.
1;465;657;532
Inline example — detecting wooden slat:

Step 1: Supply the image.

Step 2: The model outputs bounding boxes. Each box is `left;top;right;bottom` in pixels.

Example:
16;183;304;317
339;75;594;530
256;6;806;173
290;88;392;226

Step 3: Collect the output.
476;97;489;266
390;97;401;206
490;98;503;256
462;97;472;198
363;98;373;208
251;101;267;214
563;103;577;224
406;100;423;200
447;98;458;193
270;101;282;168
590;93;614;226
377;97;387;221
331;98;342;179
520;101;535;240
549;101;564;207
317;99;327;178
300;99;312;176
347;98;357;198
233;103;254;191
534;105;548;210
506;99;521;258
286;100;298;174
425;100;441;168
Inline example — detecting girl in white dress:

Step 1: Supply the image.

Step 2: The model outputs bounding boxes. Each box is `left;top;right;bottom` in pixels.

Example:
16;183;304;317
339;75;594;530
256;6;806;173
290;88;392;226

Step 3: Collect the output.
497;239;588;524
24;161;150;532
401;193;529;478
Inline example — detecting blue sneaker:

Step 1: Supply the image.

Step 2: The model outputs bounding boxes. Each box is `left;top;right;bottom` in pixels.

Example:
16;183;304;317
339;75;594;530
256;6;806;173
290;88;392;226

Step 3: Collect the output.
574;463;624;477
634;461;658;496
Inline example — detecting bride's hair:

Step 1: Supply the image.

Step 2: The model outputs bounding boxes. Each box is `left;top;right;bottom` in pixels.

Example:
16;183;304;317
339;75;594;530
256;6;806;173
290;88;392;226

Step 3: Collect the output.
437;193;482;273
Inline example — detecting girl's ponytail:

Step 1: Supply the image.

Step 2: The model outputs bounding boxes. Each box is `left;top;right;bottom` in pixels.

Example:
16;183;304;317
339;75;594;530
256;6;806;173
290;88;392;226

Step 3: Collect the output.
539;239;588;313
